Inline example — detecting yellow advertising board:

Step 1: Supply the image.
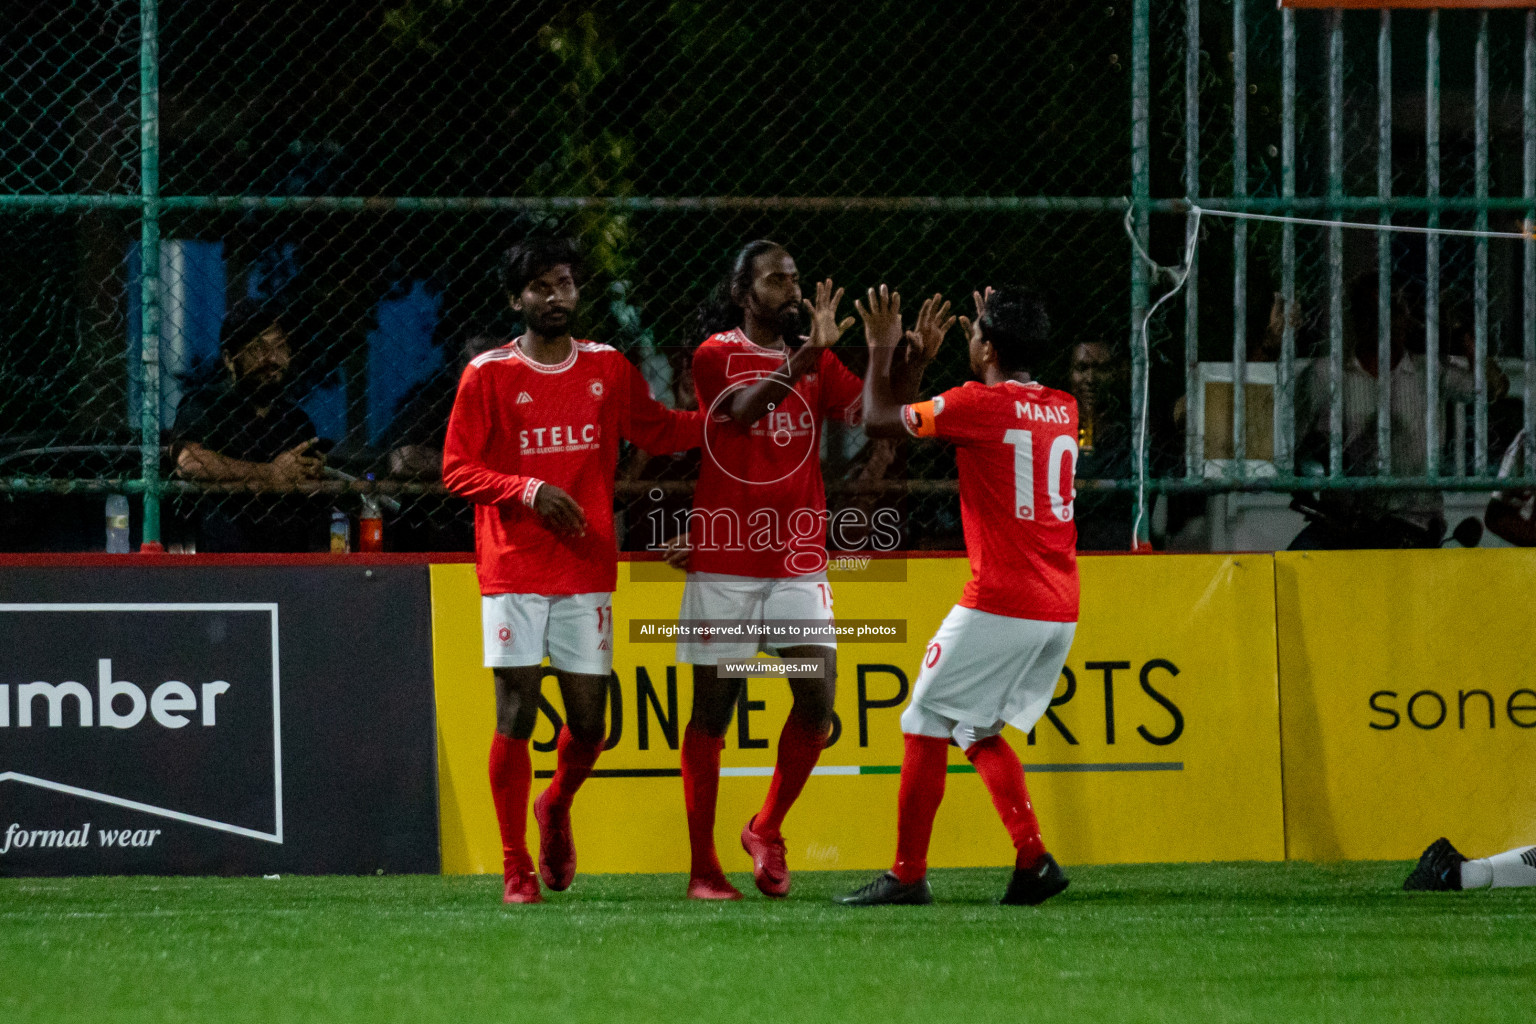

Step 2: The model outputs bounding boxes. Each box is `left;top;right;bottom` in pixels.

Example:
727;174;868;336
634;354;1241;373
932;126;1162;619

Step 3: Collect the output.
432;554;1285;876
1276;549;1536;861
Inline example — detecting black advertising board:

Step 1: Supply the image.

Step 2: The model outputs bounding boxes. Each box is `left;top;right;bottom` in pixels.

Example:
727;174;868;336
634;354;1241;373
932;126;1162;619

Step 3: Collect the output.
0;560;439;875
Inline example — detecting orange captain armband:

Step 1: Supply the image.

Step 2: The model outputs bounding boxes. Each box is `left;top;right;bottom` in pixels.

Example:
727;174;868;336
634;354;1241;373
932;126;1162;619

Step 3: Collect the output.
902;400;940;438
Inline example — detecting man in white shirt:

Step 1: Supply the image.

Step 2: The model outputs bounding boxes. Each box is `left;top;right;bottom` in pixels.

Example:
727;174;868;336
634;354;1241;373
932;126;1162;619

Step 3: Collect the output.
1292;278;1506;548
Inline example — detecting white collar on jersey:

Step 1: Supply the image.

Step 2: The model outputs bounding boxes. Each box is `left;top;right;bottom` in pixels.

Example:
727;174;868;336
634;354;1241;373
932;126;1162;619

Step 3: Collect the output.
511;334;578;374
728;327;791;359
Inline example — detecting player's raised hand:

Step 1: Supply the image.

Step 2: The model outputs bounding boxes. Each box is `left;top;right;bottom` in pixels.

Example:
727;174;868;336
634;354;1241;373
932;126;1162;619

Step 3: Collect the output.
956;286;995;349
855;284;903;348
533;483;588;537
903;293;954;365
802;278;856;349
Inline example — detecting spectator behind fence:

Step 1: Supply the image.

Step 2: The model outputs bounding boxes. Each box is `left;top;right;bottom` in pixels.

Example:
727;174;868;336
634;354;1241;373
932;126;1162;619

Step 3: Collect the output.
1250;291;1302;363
1486;429;1535;546
172;301;325;552
386;333;507;481
1290;276;1507;550
1067;340;1133;550
620;346;700;551
382;332;506;550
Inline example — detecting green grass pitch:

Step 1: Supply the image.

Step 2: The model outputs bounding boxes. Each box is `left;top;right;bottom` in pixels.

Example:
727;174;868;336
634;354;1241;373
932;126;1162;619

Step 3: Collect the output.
3;862;1532;1023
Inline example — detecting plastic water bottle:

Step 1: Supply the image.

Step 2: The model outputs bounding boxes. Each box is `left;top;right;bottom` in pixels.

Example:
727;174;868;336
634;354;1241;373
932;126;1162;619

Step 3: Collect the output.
359;474;383;553
105;494;130;553
330;510;350;553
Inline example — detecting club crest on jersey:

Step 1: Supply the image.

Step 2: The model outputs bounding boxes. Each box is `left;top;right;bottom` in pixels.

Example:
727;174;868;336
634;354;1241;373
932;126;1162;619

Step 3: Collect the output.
588;378;605;399
1015;400;1069;425
516;391;533;404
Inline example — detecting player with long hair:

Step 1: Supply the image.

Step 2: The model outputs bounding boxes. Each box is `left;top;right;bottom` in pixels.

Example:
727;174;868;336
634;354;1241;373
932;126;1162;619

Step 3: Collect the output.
667;241;940;899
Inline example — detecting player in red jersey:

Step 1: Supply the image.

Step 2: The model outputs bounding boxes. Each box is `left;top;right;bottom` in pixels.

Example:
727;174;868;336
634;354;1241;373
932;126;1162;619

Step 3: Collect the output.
443;237;703;904
667;240;938;900
837;284;1079;907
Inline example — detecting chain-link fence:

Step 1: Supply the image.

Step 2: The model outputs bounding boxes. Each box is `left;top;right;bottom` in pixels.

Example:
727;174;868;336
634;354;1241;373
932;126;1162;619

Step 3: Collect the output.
5;0;1138;554
4;1;1532;554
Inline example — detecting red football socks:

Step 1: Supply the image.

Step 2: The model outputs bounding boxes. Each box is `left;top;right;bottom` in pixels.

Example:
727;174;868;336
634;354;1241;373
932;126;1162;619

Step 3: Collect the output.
488;732;532;881
965;734;1047;869
681;724;726;876
754;712;827;837
891;733;949;885
547;726;602;812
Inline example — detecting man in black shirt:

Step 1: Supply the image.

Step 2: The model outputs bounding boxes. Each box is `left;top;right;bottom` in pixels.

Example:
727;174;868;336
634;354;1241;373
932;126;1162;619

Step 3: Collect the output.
1066;340;1134;551
172;302;324;551
379;333;505;551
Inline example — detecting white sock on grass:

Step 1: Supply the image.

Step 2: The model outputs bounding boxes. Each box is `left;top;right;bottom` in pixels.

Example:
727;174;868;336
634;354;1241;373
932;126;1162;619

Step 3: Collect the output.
1459;846;1536;889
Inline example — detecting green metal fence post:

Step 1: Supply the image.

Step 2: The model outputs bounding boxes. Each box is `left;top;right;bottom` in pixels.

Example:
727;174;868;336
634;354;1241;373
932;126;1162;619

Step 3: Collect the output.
1232;0;1248;477
1279;4;1297;473
1526;11;1536;477
1377;10;1393;476
1185;0;1202;481
1328;8;1345;479
138;0;163;551
1131;0;1151;546
1474;11;1491;476
1426;9;1442;478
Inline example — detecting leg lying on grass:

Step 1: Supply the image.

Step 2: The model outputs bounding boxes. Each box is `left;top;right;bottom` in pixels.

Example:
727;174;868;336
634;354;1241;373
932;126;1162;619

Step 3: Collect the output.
1467;845;1536;889
1406;838;1536;891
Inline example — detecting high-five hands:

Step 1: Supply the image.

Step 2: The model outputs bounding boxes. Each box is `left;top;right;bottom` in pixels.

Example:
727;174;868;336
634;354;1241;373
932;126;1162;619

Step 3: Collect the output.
902;293;955;368
802;278;856;349
957;287;996;349
855;285;904;348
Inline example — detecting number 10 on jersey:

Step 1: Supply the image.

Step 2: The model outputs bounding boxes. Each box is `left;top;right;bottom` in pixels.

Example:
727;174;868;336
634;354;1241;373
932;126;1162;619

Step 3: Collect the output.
1004;429;1077;523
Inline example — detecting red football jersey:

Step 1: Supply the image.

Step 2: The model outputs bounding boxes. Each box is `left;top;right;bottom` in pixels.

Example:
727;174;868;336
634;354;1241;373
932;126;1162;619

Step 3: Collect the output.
443;338;703;596
903;379;1079;621
690;329;863;577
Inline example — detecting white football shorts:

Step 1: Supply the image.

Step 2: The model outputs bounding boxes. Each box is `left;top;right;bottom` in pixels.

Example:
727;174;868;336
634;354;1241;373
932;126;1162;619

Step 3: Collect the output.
904;604;1076;747
482;591;613;675
676;571;836;663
